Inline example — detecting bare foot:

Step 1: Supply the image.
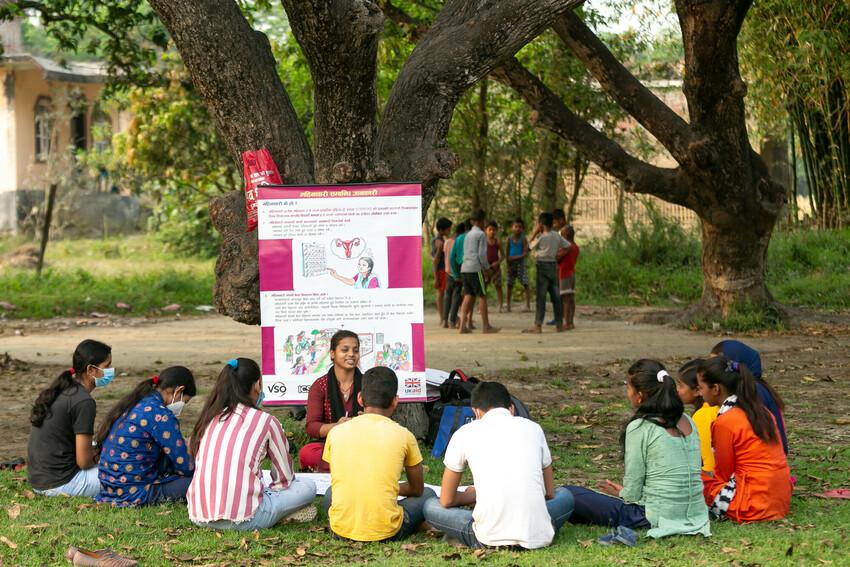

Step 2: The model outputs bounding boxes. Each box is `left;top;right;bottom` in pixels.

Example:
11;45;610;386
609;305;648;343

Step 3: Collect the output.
459;327;472;334
482;326;501;334
440;321;449;329
522;326;542;334
556;325;566;332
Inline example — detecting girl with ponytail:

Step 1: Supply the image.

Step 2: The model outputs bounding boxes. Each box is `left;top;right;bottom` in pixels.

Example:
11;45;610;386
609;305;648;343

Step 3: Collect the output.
188;358;317;530
27;339;112;497
697;357;791;522
95;366;197;507
565;359;710;540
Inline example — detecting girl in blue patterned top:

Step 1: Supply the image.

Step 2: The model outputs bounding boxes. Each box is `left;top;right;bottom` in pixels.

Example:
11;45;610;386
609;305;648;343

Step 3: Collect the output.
94;367;197;507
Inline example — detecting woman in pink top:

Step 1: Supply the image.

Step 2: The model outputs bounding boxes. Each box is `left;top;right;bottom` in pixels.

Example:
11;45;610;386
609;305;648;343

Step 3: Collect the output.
187;358;317;530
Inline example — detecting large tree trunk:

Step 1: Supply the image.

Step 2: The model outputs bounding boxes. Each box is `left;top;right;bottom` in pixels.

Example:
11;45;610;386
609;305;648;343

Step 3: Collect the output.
700;220;774;316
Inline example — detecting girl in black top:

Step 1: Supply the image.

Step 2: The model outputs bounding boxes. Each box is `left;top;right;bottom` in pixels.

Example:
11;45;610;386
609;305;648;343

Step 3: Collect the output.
27;339;112;497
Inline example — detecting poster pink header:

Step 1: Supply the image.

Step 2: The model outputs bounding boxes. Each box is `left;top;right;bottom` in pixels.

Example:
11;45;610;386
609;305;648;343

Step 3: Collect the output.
258;183;421;201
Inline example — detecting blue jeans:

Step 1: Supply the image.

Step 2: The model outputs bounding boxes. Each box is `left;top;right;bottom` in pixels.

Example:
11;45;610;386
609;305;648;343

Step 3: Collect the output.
148;476;193;505
423;487;574;548
535;262;561;326
34;467;100;498
324;487;437;541
564;485;650;529
194;478;317;531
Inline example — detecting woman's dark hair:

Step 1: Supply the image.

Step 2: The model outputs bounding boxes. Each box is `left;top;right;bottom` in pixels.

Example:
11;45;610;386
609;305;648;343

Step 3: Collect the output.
330;330;359;352
95;366;196;445
698;356;778;444
190;358;260;455
677;358;705;391
31;339;111;427
620;359;684;448
455;222;467;235
711;340;784;410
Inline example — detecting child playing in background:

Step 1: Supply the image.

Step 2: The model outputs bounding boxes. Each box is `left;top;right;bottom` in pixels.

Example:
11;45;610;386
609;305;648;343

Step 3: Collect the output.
505;218;531;312
431;218;452;327
484;220;504;312
697;357;791;522
675;359;719;473
559;226;580;330
444;222;466;329
524;212;569;333
565;360;710;540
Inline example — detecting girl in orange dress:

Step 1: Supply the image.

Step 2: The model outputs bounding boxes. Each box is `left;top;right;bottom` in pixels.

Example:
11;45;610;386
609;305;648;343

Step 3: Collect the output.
697;357;791;522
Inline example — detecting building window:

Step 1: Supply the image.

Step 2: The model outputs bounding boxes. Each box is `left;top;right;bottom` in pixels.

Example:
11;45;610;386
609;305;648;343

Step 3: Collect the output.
71;110;87;151
34;96;53;162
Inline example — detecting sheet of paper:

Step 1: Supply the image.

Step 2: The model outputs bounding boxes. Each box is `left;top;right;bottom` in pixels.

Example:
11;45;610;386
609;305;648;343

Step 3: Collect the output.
261;470;466;498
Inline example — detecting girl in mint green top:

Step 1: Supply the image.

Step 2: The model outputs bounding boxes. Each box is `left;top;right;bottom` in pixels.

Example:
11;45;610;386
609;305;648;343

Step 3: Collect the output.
566;359;710;539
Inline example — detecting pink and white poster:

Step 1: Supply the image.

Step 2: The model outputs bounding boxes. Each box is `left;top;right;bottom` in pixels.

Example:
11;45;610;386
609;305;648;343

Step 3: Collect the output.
256;183;426;404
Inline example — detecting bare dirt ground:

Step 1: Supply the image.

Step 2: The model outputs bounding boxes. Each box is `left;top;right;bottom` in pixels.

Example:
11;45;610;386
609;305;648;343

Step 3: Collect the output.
2;307;849;477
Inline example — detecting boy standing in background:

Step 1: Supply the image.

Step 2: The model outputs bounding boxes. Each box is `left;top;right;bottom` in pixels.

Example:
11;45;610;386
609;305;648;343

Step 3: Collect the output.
505;218;531;312
431;218;452;328
524;212;569;334
484;221;504;313
458;210;499;334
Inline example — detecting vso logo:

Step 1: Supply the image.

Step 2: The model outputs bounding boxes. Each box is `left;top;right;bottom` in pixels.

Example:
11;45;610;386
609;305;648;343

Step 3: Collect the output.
268;382;287;395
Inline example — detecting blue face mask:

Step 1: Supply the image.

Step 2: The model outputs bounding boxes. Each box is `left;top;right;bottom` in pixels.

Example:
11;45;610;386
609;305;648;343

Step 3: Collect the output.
256;389;265;408
94;366;115;389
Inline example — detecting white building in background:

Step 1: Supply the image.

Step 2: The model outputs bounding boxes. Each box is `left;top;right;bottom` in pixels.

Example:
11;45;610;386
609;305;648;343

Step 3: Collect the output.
0;16;130;233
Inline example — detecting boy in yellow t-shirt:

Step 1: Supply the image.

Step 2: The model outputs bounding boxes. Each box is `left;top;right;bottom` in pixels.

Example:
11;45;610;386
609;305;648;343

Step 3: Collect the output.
322;366;435;542
676;359;719;473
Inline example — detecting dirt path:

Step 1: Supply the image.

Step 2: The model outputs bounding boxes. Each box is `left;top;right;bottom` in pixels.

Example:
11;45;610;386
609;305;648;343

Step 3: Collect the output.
0;307;817;374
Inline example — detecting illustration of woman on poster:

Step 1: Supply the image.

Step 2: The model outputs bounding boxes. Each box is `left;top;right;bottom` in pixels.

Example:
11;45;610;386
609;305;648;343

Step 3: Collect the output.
328;255;380;289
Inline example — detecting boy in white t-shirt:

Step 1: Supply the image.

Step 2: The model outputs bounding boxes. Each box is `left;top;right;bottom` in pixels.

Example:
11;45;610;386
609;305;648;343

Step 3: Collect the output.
423;382;574;549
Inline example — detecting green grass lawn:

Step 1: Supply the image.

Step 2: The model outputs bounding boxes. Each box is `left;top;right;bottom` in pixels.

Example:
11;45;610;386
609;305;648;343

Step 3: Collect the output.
2;359;849;566
0;236;215;319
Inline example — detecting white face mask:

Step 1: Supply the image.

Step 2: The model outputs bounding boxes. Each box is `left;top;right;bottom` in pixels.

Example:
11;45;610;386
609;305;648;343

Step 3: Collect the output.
167;390;185;417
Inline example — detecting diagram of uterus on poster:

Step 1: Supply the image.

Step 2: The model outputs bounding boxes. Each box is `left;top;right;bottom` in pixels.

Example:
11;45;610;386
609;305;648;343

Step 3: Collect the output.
330;236;366;260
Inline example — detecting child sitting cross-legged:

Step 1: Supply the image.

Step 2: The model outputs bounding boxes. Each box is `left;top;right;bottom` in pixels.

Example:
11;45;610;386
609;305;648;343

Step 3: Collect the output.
424;382;574;549
188;358;317;530
675;359;719;474
95;367;196;507
322;366;435;542
565;360;710;540
697;357;791;522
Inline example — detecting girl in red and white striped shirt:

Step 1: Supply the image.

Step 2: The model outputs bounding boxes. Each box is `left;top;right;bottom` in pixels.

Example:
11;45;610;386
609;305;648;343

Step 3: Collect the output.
187;358;316;530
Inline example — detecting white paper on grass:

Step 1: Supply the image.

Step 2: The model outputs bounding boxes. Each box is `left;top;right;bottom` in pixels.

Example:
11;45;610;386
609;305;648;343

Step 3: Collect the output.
261;470;466;498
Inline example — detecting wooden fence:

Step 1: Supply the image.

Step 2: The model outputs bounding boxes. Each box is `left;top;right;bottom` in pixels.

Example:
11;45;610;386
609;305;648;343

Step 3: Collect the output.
565;170;699;238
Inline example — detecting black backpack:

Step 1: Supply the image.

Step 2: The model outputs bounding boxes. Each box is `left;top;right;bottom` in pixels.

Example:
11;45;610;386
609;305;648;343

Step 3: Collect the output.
426;369;532;452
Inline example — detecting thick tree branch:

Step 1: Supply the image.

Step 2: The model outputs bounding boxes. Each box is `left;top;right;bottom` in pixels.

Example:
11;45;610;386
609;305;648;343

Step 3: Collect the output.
282;1;383;182
493;58;688;207
676;0;751;130
376;0;583;209
378;0;427;42
148;0;313;182
553;11;694;164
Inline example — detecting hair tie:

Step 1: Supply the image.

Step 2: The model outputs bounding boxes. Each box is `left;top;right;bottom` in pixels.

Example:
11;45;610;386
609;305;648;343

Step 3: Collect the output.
656;370;669;383
69;368;75;376
227;359;239;369
726;360;740;373
152;375;159;385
